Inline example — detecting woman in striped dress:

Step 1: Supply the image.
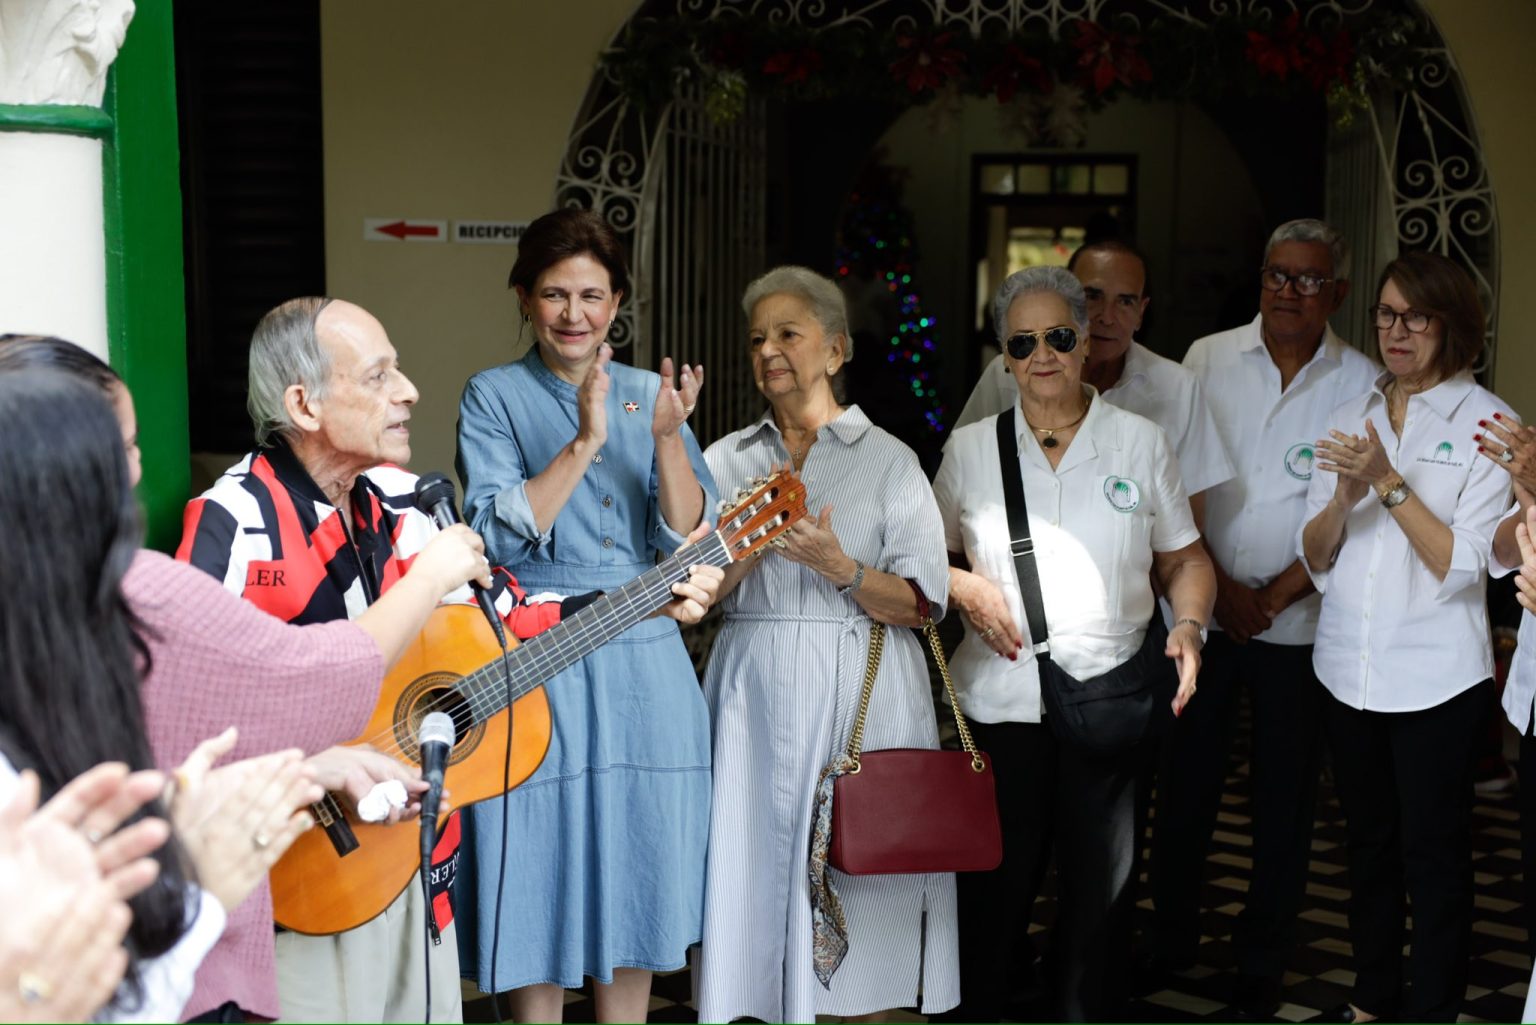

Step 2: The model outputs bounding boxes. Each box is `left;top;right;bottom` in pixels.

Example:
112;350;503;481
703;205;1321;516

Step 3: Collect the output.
695;266;959;1023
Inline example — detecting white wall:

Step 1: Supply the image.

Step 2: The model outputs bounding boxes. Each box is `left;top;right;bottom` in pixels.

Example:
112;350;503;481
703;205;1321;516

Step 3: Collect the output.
0;133;109;355
319;0;637;482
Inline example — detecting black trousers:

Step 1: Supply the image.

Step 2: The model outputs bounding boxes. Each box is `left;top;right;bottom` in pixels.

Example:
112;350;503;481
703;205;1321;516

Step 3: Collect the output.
1519;718;1536;955
1324;679;1492;1022
1150;634;1322;979
949;719;1143;1022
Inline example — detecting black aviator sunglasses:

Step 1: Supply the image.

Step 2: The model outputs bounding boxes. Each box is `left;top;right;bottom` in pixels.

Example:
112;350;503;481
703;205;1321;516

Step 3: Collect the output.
1005;326;1080;360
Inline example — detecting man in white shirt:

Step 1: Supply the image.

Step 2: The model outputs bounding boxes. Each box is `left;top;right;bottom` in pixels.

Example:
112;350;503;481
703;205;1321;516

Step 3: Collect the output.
955;241;1234;524
1151;219;1379;1017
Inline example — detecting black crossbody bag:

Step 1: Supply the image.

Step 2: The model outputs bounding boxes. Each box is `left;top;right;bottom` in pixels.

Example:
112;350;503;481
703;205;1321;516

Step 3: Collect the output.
996;409;1176;757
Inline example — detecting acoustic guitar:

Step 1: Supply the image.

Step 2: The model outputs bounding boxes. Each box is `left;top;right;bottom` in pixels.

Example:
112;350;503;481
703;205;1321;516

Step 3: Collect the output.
270;471;807;935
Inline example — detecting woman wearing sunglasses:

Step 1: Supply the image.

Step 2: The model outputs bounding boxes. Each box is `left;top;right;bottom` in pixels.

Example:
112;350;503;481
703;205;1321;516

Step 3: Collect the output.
1299;251;1511;1023
932;265;1214;1021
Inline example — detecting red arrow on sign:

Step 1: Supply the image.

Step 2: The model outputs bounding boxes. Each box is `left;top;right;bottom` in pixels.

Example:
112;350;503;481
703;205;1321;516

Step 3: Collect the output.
373;220;442;240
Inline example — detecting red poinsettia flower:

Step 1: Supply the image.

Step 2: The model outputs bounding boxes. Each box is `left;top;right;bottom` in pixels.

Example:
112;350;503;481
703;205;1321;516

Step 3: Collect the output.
1072;20;1152;95
762;47;824;85
982;43;1051;103
1245;11;1307;82
889;32;968;94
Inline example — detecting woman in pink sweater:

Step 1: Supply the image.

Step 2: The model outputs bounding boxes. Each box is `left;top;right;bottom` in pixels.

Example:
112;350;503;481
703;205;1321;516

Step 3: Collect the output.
0;335;491;1021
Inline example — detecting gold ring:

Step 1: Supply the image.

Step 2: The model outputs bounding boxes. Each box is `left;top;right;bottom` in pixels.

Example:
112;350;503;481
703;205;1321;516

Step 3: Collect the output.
252;832;272;850
18;970;51;1004
980;627;995;639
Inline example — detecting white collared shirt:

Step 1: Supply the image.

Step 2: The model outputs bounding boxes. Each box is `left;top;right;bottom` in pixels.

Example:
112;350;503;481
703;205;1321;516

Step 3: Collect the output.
955;343;1236;496
933;393;1200;724
1487;501;1535;733
1185;315;1380;645
1301;372;1511;711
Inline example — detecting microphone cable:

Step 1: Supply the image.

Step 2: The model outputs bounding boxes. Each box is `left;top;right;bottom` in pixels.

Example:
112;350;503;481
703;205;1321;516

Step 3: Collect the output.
421;858;434;1024
489;568;515;1022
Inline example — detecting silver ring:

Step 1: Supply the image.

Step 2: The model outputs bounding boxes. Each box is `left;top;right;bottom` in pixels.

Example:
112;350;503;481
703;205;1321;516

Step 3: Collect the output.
683;405;696;415
252;832;272;851
1499;448;1515;463
84;827;104;845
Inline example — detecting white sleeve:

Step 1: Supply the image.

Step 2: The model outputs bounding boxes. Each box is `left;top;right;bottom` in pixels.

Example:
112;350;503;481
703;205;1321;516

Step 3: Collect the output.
953;354;1015;431
1296;449;1342;594
1174;376;1235;496
99;889;226;1024
1489;498;1522;578
1147;425;1200;552
1433;442;1514;603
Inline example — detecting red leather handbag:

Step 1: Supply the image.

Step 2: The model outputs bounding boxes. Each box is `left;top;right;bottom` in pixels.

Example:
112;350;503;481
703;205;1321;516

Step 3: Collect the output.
828;619;1004;875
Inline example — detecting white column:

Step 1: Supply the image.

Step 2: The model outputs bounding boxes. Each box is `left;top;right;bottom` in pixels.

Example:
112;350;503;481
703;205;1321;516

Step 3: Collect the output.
0;0;137;361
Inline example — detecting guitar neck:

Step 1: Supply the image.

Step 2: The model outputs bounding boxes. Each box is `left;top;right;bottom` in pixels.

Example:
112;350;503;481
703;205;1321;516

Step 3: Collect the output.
458;531;733;720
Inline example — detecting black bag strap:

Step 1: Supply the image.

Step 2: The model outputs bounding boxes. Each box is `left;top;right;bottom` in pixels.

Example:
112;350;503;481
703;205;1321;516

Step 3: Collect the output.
996;410;1050;655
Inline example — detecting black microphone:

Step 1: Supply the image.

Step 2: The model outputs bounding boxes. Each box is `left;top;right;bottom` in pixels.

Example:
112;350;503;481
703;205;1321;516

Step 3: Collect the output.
413;472;507;649
417;711;456;860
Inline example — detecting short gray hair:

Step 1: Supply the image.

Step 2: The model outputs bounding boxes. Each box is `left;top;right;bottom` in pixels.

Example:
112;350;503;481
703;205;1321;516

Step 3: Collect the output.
741;265;853;361
1265;218;1351;280
991;265;1089;345
248;297;335;446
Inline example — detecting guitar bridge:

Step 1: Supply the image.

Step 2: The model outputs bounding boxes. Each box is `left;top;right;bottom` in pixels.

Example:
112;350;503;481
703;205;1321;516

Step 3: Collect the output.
313;793;359;857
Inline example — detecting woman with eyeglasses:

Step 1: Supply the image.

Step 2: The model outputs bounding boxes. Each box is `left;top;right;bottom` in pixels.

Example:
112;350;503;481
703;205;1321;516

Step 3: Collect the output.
931;265;1214;1021
1299;251;1511;1024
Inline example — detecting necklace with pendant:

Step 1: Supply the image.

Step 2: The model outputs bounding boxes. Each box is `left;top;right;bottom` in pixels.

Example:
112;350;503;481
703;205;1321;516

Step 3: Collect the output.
1026;398;1090;449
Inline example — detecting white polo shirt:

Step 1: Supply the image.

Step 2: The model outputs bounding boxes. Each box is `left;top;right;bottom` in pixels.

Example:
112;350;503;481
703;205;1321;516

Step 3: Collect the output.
1489;502;1536;733
933;393;1200;724
1185;315;1380;645
956;344;1235;497
1301;372;1511;711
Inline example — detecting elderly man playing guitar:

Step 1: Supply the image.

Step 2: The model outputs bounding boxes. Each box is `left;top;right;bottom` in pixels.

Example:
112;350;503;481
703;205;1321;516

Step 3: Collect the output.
177;297;729;1023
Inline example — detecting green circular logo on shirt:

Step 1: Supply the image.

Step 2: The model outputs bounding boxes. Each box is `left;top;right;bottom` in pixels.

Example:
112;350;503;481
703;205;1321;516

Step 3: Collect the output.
1104;476;1140;512
1284;442;1316;481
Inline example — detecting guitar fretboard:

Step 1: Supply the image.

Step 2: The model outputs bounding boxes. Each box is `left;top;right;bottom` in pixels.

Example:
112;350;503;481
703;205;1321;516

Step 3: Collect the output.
453;531;733;723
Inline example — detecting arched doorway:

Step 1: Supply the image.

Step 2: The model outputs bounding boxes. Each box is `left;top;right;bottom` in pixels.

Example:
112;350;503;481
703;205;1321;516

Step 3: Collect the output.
553;0;1498;454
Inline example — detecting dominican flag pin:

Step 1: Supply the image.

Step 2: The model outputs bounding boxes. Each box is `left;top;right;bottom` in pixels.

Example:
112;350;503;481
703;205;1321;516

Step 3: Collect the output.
623;401;640;413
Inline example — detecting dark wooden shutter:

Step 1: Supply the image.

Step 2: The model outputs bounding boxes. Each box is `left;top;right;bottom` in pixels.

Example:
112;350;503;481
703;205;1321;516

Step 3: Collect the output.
175;1;325;453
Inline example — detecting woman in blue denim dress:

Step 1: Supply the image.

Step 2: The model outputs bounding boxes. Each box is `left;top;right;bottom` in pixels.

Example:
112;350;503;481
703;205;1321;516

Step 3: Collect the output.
451;209;717;1023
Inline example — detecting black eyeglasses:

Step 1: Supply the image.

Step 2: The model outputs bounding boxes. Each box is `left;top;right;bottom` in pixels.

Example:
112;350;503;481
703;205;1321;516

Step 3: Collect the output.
1005;326;1080;360
1260;267;1334;297
1371;304;1433;334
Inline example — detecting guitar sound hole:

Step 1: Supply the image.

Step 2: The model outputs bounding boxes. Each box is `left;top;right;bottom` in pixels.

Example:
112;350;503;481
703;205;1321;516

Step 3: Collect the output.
395;674;487;765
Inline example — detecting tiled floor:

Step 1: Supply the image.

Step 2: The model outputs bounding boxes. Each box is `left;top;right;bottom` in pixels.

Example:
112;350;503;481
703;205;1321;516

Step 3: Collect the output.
464;718;1532;1024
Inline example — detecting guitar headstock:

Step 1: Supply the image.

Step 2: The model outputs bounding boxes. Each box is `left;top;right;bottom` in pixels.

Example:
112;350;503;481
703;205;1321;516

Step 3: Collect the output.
716;471;809;562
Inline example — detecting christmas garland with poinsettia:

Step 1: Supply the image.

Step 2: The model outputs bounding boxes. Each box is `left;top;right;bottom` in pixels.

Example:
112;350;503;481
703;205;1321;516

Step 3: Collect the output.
606;7;1433;142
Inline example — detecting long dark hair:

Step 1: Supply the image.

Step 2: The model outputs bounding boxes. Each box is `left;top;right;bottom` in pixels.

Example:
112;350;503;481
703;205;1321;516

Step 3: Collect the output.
0;366;190;1009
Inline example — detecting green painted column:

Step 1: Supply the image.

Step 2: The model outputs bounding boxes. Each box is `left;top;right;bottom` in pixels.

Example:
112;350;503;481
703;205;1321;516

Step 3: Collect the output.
102;0;190;552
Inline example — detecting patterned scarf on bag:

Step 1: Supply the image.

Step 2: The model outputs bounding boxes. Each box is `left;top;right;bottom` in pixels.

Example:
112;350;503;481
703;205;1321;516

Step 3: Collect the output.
807;756;853;988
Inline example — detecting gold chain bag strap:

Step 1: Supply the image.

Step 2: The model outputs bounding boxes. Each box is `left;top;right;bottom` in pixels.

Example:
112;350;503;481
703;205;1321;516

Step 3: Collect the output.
827;618;1004;874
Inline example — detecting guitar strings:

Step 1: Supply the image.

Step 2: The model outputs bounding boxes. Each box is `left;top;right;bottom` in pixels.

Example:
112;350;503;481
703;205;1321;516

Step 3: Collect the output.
345;534;734;766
